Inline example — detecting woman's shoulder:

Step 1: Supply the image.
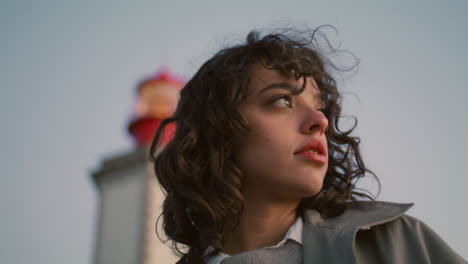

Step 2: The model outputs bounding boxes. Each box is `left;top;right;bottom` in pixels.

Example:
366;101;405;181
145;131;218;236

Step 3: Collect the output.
302;201;467;263
360;213;466;263
355;202;467;263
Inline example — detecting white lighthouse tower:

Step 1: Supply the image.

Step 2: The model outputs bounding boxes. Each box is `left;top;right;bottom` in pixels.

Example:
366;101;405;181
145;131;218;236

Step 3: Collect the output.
91;69;184;264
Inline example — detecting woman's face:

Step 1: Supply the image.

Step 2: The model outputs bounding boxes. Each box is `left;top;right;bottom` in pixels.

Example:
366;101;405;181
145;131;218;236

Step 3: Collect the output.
234;63;329;201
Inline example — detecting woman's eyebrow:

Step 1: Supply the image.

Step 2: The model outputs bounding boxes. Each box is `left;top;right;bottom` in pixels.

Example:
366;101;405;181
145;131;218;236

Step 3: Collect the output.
258;82;326;105
257;82;296;94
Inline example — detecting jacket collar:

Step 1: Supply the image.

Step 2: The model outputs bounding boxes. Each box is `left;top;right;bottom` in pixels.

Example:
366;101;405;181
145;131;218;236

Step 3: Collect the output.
302;201;413;264
303;201;414;230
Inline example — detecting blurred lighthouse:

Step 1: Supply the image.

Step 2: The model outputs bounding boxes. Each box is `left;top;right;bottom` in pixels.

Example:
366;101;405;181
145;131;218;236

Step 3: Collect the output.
91;68;184;264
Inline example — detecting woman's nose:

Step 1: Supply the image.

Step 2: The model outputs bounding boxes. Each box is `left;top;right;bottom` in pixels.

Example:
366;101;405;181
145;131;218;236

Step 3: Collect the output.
300;109;328;136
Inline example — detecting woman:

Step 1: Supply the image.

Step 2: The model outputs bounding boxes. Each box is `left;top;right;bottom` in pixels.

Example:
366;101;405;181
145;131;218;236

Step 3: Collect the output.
149;26;466;264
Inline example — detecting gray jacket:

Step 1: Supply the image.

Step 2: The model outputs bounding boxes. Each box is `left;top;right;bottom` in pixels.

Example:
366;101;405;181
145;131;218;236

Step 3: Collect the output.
176;201;466;263
303;201;466;263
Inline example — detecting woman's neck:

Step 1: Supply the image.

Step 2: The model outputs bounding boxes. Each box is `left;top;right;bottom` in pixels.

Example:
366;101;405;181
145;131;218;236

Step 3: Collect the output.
222;196;300;255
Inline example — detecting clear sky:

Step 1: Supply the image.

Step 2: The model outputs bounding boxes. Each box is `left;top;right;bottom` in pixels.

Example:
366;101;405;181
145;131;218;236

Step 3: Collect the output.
2;0;467;263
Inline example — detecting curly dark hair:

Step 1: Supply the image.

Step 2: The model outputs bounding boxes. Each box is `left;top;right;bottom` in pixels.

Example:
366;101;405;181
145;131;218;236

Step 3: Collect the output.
149;25;379;264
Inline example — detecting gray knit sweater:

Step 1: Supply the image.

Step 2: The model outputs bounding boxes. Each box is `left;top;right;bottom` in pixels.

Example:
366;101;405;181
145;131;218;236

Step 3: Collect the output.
219;240;303;264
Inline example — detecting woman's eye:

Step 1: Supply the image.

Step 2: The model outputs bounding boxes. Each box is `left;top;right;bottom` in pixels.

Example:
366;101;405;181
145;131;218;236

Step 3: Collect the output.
316;103;327;115
271;95;293;108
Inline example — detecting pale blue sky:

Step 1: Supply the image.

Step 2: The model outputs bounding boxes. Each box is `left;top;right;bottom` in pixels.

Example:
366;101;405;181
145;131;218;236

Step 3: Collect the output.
2;0;467;263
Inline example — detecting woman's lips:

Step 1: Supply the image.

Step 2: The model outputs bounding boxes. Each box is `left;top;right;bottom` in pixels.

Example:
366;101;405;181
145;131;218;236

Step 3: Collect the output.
295;151;327;165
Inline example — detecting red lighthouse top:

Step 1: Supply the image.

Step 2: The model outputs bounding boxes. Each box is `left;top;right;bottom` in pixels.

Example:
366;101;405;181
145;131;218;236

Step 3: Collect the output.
136;68;185;93
128;68;184;148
